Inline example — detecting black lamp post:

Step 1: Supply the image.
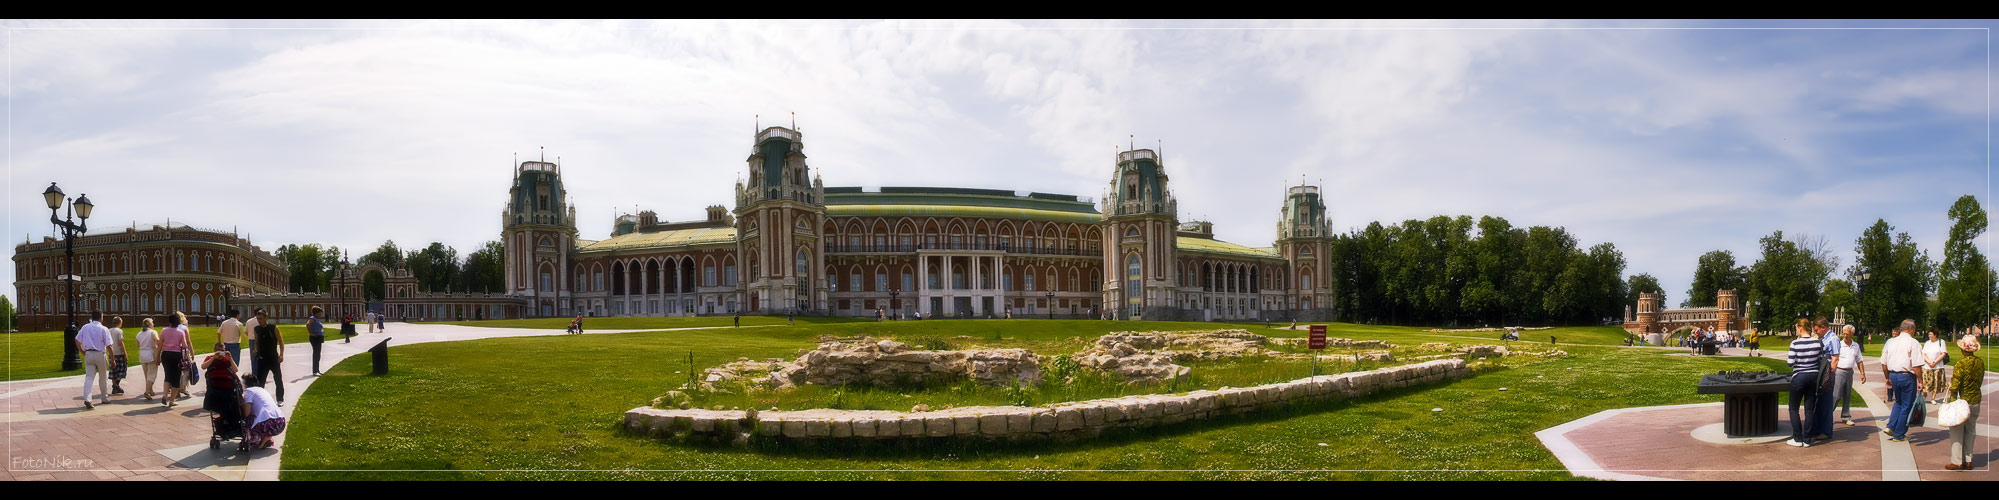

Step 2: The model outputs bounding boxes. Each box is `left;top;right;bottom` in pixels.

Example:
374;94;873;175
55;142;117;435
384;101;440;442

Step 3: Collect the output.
44;182;93;371
1045;290;1055;320
888;288;900;317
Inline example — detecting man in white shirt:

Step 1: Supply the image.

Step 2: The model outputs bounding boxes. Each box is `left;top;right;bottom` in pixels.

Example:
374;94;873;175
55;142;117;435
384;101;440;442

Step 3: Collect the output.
367;311;376;333
218;310;244;377
243;312;262;376
1832;325;1867;425
74;311;115;409
1878;319;1926;441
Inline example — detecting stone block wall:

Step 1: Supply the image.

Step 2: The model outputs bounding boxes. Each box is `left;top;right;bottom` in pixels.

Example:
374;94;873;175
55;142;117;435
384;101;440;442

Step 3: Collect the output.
625;358;1470;444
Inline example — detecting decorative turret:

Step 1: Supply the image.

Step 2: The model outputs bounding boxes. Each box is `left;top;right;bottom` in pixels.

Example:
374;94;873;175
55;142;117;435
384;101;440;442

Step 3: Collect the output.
1100;145;1179;319
1276;179;1334;314
501;155;579;317
1277;184;1330;239
733;125;827;314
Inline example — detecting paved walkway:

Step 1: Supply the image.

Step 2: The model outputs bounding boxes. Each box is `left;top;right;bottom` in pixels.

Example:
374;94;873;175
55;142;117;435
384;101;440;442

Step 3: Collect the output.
1538;370;1997;481
3;323;745;481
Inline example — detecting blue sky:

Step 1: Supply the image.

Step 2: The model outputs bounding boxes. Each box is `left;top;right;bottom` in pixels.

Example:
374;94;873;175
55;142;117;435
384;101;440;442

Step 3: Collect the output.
2;19;1990;311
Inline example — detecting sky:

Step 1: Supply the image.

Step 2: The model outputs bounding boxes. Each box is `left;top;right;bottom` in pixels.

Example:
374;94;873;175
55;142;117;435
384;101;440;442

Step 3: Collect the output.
2;19;1991;311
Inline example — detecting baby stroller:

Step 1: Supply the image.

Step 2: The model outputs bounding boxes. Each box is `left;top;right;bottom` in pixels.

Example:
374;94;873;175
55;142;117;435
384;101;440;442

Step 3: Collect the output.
203;368;247;451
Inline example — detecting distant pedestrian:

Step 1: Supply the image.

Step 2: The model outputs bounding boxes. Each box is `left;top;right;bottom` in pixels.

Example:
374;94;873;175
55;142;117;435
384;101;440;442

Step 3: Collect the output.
159;312;192;408
1833;325;1867;426
376;312;385;332
341;313;354;344
106;316;128;396
1942;335;1983;470
733;313;740;328
787;312;794;325
74;311;113;409
137;318;161;400
1784;318;1825;447
1879;319;1925;442
568;314;584;334
307;306;325;377
367;311;377;333
250;309;286;406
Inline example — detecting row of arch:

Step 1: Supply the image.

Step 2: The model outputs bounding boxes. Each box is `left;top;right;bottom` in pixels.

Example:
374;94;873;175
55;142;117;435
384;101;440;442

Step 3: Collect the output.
1176;259;1317;294
571;253;738;295
17;288;223;317
18;248;283;290
823;217;1105;253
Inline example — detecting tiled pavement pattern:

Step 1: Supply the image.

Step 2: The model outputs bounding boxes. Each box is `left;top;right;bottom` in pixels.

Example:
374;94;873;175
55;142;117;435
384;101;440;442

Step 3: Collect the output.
1540;364;1996;481
5;324;669;481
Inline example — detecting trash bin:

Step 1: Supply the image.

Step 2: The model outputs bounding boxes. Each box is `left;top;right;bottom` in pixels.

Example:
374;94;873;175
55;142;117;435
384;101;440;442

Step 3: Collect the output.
370;338;393;375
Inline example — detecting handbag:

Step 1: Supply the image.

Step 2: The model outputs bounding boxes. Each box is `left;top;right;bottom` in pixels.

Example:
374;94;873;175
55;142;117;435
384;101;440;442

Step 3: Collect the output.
1909;398;1928;427
180;349;198;389
1939;399;1970;427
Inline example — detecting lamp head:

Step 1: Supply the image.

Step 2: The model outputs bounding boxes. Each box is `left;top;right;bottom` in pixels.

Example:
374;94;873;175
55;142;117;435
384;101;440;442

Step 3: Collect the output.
42;183;63;210
73;194;93;220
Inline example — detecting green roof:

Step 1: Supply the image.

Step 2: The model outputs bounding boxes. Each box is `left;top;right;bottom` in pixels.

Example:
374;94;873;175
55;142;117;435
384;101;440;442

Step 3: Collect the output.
826;204;1102;224
1176;236;1282;260
575;226;736;253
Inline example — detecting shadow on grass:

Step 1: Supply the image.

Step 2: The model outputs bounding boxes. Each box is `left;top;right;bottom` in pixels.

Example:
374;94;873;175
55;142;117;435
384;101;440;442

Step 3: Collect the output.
623;366;1501;461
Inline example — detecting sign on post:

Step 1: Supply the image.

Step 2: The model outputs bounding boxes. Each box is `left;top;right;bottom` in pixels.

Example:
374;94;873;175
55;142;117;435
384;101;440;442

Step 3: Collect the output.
1308;325;1327;350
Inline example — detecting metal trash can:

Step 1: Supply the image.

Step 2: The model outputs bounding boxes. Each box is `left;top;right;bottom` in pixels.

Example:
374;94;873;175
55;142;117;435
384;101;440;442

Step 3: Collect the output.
370;338;393;375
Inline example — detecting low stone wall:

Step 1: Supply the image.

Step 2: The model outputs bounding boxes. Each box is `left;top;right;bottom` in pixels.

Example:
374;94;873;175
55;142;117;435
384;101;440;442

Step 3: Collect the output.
625;358;1471;444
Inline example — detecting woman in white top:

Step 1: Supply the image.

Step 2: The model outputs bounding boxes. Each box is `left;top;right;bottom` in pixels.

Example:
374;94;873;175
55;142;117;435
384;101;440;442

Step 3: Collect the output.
1921;331;1950;403
136;318;161;400
238;374;287;450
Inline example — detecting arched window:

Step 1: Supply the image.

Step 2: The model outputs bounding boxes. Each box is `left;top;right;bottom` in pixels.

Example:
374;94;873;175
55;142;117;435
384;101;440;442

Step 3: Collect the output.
1125;255;1143;308
795;249;809;276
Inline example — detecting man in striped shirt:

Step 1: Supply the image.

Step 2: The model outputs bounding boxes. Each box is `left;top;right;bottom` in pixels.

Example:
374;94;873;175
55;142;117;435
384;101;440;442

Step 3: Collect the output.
1786;318;1824;447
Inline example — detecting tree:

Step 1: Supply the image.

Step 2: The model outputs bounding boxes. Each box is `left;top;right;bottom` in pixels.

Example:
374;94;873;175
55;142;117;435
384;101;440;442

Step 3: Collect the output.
1;295;15;332
1849;219;1937;336
1684;250;1749;307
462;241;506;294
1819;278;1855;321
1936;195;1994;333
276;243;331;293
1746;231;1834;331
359;240;404;269
405;242;460;293
1626;273;1665;314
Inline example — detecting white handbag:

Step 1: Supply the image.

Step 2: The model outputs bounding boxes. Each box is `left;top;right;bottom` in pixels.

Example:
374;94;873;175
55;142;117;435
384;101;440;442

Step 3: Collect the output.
1938;399;1970;427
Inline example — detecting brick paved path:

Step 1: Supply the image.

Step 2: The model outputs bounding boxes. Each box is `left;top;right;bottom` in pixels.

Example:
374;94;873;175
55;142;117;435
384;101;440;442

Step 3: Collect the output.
1539;369;1996;481
5;323;683;481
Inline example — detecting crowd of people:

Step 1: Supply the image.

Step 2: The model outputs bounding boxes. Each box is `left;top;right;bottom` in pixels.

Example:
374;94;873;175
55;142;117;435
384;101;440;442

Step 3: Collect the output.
70;308;294;452
1782;317;1984;471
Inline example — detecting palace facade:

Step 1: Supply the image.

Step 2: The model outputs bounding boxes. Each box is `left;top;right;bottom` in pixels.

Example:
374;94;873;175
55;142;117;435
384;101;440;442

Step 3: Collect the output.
11;223;289;330
505;126;1339;321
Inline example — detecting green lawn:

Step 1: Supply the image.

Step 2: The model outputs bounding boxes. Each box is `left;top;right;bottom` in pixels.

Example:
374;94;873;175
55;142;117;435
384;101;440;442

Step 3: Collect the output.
423;315;871;330
280;320;1798;480
3;325;324;382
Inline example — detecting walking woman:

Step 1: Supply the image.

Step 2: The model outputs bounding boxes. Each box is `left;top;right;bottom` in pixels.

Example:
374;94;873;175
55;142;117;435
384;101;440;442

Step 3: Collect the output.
137;318;161;400
106;317;129;396
251;309;286;406
158;312;192;408
1943;335;1984;471
1785;318;1825;447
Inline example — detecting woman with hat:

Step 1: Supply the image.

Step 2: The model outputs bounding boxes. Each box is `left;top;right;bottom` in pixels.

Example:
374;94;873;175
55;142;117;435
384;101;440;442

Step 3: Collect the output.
1943;335;1984;470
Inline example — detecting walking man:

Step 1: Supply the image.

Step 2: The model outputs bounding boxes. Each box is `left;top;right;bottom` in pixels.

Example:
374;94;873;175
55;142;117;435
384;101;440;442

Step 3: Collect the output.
307;306;325;377
1879;319;1925;442
75;311;114;409
1784;318;1824;447
243;309;263;377
219;310;244;379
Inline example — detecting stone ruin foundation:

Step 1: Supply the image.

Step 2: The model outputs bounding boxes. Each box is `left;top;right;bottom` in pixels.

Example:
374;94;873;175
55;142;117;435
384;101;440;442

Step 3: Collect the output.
1074;330;1271;385
626;358;1474;445
692;337;1040;393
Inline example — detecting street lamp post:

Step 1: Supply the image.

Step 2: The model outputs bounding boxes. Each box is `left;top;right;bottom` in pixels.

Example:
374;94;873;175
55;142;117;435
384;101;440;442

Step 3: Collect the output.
1045;290;1055;320
43;182;94;371
888;288;900;319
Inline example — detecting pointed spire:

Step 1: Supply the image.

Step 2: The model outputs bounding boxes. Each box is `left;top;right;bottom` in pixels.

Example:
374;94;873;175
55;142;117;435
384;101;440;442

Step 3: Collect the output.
791;111;796;130
756;114;759;132
540;146;545;162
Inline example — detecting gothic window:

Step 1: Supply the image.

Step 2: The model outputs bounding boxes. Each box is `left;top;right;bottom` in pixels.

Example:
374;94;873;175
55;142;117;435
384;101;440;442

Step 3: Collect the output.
541;272;552;291
795;249;809;276
703;265;716;287
724;264;737;285
1125;227;1140;239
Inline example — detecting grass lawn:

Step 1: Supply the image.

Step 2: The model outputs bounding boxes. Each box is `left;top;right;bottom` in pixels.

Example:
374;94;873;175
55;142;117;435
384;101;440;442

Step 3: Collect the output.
281;320;1799;480
423;315;871;330
3;325;322;382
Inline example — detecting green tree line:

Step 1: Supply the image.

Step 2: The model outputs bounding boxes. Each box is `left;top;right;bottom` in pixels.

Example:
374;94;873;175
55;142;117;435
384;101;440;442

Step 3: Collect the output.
275;240;506;302
1325;215;1628;327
